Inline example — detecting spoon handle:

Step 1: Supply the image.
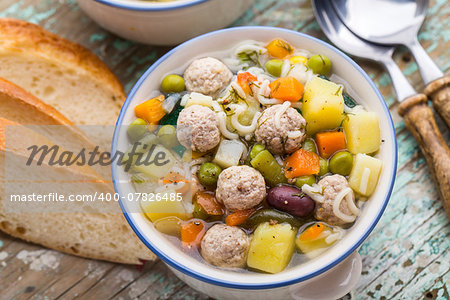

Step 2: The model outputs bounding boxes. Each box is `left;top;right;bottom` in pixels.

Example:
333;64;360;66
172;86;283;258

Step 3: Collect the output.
398;94;450;218
424;75;450;128
407;38;443;85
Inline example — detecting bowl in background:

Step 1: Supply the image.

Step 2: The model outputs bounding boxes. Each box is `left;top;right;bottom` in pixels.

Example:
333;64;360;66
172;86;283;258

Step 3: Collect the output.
76;0;254;45
111;26;397;299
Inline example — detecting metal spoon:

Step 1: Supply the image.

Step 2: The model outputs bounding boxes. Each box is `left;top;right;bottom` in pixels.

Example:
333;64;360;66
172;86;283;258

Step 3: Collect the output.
312;0;450;216
331;0;450;127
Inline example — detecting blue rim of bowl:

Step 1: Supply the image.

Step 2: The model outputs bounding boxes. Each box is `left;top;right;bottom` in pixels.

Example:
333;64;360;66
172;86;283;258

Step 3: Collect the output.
93;0;210;11
111;26;398;290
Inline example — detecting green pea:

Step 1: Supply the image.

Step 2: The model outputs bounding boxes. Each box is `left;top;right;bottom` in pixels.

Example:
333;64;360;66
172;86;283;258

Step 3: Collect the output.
295;175;316;188
245;209;303;228
329;151;353;176
307;55;331;75
161;74;185;94
157;125;178;148
198;162;222;187
265;59;284;77
127;118;148;143
302;138;317;153
250;144;266;160
318;158;329;176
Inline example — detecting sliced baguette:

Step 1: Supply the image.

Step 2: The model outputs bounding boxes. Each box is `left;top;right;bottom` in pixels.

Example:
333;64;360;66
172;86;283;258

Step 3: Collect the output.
0;118;155;264
0;18;124;125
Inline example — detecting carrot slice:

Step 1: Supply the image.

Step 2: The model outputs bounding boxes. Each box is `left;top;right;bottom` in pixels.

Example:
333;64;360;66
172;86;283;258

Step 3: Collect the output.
315;130;346;159
134;95;166;125
269;77;304;102
266;39;294;59
195;192;224;216
237;72;257;95
299;223;326;241
284;149;320;179
181;220;205;248
225;208;256;226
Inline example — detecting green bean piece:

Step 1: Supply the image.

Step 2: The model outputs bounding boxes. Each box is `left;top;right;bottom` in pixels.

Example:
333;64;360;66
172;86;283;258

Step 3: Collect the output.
250;150;287;187
250;144;266;160
329;151;353;176
245;209;303;228
295;175;316;188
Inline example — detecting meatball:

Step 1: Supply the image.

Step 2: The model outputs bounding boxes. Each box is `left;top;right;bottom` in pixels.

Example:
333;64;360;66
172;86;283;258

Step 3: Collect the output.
315;174;356;225
201;224;249;268
216;165;266;211
184;57;233;96
254;104;306;155
176;105;220;152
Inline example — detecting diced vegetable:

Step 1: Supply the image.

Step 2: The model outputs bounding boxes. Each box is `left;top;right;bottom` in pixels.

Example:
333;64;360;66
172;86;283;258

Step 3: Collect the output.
267;185;315;217
122;133;159;164
185;92;213;108
265;59;283;77
250;150;287;186
296;223;337;258
127;118;148;143
193;192;224;220
269;77;304;102
295;175;316;188
213;139;246;168
302;77;345;134
317;75;357;108
318;158;329;176
162;171;190;194
307;55;331;75
329;151;353;176
284;149;320;179
135;95;166;125
132;144;176;178
343;111;381;154
154;216;182;237
266;39;294;59
160;100;183;126
161;74;185;94
302;138;317;153
198;162;222;187
225;208;256;226
181;220;206;249
140;190;189;222
250;144;266;160
247;222;296;273
315;130;346;159
157;125;179;148
348;153;382;196
245;209;303;228
289;55;307;65
237;72;257;94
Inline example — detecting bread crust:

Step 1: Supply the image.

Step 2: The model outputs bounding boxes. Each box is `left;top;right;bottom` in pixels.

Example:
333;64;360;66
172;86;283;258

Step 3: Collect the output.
0;77;73;125
0;18;125;105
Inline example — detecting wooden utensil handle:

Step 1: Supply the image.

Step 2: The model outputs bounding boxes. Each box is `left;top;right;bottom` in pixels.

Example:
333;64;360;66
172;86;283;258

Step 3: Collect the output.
398;94;450;217
424;75;450;128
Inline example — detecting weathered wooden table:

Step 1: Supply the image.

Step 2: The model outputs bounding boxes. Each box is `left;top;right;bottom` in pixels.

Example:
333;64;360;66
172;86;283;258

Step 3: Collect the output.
0;0;448;299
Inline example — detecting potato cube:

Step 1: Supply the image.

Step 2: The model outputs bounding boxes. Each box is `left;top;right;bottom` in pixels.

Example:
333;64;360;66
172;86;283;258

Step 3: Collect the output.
348;153;382;196
343;111;381;154
302;77;344;134
247;222;296;274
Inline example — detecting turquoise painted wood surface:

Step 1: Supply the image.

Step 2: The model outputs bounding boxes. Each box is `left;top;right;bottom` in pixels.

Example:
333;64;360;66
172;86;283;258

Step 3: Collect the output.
0;0;448;299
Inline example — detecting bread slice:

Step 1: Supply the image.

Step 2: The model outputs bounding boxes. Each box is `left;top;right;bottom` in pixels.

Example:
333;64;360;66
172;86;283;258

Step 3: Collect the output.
0;118;155;264
0;18;124;125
